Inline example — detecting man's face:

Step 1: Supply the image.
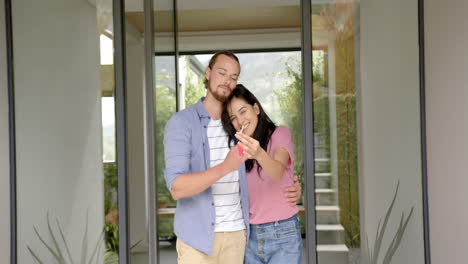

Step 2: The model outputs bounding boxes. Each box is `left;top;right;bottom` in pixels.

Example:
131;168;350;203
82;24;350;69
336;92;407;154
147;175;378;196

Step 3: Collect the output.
205;55;240;103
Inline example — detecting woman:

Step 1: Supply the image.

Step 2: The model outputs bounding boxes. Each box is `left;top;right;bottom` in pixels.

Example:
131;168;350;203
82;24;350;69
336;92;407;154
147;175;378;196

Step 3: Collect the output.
221;84;302;264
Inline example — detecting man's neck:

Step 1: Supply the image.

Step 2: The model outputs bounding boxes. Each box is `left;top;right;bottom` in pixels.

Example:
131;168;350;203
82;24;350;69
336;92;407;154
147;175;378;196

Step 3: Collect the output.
203;94;223;120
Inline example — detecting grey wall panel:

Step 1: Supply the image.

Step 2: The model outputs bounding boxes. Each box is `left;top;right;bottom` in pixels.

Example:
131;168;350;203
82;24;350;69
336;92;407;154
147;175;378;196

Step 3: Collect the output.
425;0;468;262
0;0;11;262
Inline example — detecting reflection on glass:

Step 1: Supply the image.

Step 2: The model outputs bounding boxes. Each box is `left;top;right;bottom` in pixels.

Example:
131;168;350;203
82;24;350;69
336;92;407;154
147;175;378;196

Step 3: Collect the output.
13;0;113;262
98;0;119;262
312;1;426;263
155;56;177;263
123;0;152;261
312;2;360;263
153;1;178;262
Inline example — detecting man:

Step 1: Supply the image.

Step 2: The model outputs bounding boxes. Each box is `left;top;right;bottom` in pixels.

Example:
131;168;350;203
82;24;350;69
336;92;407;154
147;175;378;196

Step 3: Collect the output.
164;51;301;264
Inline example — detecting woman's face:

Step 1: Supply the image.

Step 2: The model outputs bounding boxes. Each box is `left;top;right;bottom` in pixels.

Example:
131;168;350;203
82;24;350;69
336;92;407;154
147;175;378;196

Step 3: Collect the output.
227;97;260;137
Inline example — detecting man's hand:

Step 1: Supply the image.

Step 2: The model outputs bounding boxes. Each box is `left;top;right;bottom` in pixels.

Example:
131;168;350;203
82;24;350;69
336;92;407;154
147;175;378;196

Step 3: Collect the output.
284;175;302;206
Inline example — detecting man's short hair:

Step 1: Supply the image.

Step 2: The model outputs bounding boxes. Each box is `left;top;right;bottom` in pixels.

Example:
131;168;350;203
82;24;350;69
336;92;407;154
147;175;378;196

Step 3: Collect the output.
204;51;240;89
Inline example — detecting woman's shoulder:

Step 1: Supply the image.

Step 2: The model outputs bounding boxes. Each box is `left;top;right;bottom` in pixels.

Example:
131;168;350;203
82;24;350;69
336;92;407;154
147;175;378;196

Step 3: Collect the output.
272;125;292;139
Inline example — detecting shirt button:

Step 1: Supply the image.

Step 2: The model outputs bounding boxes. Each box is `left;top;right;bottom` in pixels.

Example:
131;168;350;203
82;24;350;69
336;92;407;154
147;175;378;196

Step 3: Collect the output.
211;202;214;206
211;222;214;226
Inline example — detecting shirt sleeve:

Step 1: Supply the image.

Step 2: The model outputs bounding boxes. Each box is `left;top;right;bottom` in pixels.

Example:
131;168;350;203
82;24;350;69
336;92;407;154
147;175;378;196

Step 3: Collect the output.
163;113;192;191
268;126;295;170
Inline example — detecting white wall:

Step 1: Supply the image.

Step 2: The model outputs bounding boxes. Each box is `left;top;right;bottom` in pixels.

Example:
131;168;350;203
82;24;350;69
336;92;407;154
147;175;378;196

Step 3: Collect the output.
12;0;104;263
0;0;11;262
359;0;425;262
425;0;468;263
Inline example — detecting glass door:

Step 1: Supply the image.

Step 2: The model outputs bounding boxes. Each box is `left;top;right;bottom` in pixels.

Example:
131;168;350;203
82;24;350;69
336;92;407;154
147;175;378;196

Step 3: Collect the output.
308;0;427;263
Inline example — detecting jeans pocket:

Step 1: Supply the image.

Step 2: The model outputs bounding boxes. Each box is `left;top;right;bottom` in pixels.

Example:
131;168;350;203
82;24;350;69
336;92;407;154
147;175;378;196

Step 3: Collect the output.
274;231;302;256
275;220;300;240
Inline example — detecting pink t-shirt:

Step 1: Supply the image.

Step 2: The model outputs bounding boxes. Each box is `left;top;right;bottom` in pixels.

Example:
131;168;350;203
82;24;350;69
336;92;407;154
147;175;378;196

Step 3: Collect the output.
247;126;299;224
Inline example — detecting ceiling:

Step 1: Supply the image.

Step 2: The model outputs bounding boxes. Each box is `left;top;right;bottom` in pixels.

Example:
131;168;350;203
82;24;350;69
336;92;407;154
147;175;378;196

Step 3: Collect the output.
125;6;301;33
90;0;342;50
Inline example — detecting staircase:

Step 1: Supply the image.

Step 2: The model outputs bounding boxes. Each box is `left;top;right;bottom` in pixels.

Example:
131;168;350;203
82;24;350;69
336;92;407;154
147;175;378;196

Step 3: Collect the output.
314;158;349;263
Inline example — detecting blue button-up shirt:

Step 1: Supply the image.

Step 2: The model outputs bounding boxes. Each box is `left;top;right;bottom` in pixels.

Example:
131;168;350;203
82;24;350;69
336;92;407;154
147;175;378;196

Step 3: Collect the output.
163;98;250;254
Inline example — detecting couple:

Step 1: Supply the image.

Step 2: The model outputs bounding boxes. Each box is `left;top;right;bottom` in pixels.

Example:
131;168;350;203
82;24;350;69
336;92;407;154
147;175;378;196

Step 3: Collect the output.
164;51;302;264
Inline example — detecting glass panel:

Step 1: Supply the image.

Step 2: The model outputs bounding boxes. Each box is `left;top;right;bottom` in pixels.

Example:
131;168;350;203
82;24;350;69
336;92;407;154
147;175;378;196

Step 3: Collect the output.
0;0;10;261
168;0;303;263
153;0;178;262
311;0;425;263
311;3;360;262
12;0;114;262
124;0;152;262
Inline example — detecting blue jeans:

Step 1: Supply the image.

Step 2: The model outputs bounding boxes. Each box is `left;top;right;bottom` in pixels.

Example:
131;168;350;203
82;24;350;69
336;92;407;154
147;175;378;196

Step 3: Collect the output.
244;215;302;264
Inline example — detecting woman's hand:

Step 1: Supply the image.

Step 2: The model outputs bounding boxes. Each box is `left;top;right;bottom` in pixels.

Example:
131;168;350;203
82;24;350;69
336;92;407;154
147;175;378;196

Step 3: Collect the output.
235;132;265;160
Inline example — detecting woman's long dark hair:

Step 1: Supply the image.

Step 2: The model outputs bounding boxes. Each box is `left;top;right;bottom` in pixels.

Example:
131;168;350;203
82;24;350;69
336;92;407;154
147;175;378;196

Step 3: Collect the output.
221;84;276;173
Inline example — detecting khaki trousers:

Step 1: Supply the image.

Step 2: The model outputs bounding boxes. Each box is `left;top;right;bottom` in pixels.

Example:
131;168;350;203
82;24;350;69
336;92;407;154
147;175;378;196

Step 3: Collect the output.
176;230;246;264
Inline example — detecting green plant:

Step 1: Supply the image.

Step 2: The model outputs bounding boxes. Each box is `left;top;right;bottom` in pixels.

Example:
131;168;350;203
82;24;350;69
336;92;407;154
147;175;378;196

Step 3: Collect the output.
364;181;414;264
27;211;103;264
104;223;119;253
104;162;118;215
103;223;143;264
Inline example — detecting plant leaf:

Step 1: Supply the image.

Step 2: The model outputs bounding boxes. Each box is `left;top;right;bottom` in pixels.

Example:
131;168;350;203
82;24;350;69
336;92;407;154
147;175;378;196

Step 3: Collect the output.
130;239;143;250
365;234;372;264
104;251;119;264
46;212;65;263
382;207;414;264
372;180;400;263
27;245;45;264
80;210;89;264
33;226;63;262
95;234;104;264
57;218;74;264
371;219;381;263
88;231;104;264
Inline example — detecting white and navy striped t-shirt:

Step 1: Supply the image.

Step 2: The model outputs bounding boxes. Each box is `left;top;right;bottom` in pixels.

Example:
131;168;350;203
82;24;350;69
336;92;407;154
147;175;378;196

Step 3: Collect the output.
207;119;245;232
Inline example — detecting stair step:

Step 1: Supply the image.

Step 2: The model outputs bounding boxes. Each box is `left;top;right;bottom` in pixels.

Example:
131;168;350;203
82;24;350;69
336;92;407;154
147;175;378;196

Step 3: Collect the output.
315;173;332;188
316;224;344;231
316;205;339;211
298;205;339;224
317;244;349;263
314;158;330;162
314;158;330;172
315;173;332;176
317;244;349;252
316;224;345;244
315;189;336;205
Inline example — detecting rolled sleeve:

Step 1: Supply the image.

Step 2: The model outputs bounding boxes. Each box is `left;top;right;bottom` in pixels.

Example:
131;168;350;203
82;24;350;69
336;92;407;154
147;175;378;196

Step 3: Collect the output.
163;114;192;191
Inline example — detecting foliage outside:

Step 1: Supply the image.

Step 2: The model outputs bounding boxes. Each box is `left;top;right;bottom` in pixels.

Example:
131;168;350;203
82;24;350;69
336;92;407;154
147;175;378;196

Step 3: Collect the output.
273;45;360;249
154;67;177;237
182;56;206;108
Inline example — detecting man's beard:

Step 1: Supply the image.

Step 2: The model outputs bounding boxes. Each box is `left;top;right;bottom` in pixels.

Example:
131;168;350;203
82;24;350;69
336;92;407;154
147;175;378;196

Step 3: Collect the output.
208;81;229;103
212;91;228;103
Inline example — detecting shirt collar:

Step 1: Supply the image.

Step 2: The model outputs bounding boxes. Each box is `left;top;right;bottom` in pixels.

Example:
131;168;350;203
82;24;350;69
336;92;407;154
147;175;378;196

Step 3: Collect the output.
194;97;210;119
